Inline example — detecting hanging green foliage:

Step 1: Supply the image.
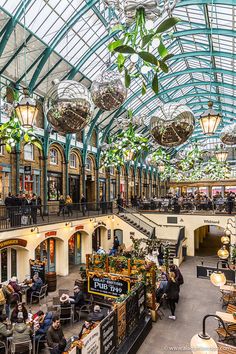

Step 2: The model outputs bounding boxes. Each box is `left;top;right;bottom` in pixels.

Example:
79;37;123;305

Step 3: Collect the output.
108;9;181;94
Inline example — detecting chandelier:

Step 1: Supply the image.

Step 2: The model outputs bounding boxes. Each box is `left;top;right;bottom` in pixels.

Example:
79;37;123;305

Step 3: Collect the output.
199;101;222;135
15;89;38;128
104;0;178;24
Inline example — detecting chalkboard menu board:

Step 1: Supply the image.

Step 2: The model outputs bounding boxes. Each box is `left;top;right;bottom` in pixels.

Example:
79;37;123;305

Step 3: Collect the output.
88;274;130;298
126;291;139;335
100;311;116;354
137;284;146;319
29;260;45;283
116;302;126;345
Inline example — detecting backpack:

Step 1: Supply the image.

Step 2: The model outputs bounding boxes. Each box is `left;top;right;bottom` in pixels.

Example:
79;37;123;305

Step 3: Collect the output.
0;289;6;305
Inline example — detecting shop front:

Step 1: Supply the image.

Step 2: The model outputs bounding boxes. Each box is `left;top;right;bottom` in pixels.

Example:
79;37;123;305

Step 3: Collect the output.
92;227;101;252
47;172;62;201
99;178;106;201
0;166;11;203
69;174;80;203
20;167;40;196
68;232;82;266
35;238;56;272
110;179;116;201
0;238;27;282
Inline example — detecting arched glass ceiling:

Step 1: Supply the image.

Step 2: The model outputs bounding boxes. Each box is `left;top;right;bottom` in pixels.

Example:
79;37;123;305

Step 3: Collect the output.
0;0;236;147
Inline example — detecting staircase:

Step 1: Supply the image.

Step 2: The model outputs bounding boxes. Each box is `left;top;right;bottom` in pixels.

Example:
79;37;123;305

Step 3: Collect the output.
118;207;155;238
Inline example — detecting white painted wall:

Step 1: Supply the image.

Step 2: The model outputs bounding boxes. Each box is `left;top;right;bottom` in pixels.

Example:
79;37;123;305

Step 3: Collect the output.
143;213;233;256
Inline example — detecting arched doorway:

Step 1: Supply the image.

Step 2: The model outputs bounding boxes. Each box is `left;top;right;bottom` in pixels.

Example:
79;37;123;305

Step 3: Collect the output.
68;232;82;267
35;238;56;272
194;225;224;257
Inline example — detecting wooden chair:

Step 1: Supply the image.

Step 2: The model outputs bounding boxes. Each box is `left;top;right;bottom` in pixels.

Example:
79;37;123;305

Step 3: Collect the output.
222;292;236;308
226;304;236;314
218;342;236;353
216;324;236;343
30;284;48;305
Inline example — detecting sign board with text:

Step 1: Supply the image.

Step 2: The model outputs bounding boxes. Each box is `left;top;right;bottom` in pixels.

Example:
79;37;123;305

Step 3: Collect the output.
100;311;116;354
30;260;46;283
88;273;130;298
196;265;235;282
81;324;100;354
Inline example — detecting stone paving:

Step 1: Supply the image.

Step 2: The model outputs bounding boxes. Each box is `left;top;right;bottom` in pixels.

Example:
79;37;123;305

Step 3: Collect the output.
138;256;222;354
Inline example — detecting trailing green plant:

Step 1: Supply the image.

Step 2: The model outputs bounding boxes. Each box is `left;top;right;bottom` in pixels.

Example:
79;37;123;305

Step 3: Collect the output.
0;88;42;152
108;9;181;94
100;116;149;167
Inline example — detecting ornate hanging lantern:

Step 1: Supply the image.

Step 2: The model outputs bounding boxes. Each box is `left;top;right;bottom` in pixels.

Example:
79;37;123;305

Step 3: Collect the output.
220;123;236;145
221;235;230;245
217;246;229;260
199;101;222;135
91;71;127;111
15;89;38;128
150;103;195;147
44;80;94;134
215;146;228;163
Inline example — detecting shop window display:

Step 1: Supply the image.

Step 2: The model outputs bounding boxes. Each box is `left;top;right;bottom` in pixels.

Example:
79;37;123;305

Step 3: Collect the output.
68;233;82;266
35;238;56;272
47;173;62;201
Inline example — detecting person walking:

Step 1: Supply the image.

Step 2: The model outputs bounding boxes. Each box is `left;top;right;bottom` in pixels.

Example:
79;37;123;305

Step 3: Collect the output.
65;195;73;216
165;272;180;320
81;194;86;216
57;196;65;216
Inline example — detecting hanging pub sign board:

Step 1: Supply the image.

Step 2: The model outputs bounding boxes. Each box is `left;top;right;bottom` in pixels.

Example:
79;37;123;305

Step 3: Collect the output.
100;311;116;354
81;324;100;354
87;272;130;298
24;166;32;175
196;265;235;282
29;259;46;283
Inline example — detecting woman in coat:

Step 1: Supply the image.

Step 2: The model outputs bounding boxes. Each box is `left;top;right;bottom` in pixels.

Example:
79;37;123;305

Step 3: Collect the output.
165;272;180;320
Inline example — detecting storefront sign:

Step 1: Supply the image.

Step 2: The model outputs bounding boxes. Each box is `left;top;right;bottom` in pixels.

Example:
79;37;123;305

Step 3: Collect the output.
197;265;235;282
24;166;32;174
45;231;57;237
107;230;111;240
100;311;116;354
0;239;27;249
30;259;46;283
88;274;130;298
75;225;84;231
82;324;100;354
204;219;220;224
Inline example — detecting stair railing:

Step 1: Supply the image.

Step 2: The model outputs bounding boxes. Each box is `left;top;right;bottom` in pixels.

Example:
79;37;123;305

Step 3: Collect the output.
119;206;155;238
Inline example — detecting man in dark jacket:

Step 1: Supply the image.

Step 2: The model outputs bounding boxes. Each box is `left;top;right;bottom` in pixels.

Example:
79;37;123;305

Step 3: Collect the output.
35;311;53;341
88;305;105;322
47;315;66;354
69;286;85;322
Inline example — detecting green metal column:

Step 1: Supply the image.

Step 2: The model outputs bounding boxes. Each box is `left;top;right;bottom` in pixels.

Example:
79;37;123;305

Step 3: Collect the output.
117;169;121;196
65;161;69;196
15;144;20;194
82;164;86;198
139;168;142;198
107;168;111;202
43;157;48;213
96;168;99;205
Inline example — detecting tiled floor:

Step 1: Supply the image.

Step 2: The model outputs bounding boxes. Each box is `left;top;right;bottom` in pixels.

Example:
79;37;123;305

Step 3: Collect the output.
35;256;223;354
137;256;222;354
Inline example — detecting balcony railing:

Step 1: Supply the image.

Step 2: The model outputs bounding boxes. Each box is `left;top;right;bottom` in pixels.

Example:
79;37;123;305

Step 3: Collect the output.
0;202;113;230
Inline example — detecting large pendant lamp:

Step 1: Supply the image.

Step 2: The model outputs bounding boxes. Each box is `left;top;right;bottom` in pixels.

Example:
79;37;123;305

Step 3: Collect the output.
15;89;38;129
199;101;222;135
215;145;228;163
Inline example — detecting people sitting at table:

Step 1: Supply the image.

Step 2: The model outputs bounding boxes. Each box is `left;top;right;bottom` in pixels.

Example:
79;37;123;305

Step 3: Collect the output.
0;314;12;348
34;310;53;342
78;320;96;340
8;276;22;303
59;294;72;321
47;315;67;354
12;312;33;351
11;302;28;323
165;272;180;321
69;286;85;321
27;273;43;303
97;246;106;255
88;305;105;322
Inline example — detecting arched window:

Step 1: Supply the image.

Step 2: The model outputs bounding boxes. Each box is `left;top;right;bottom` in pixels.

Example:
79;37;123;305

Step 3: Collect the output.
85;157;92;171
70;153;77;169
50;148;58;165
24;144;34;161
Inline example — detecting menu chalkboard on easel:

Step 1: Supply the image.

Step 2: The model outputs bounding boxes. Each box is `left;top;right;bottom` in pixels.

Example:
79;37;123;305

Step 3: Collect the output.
29;260;45;283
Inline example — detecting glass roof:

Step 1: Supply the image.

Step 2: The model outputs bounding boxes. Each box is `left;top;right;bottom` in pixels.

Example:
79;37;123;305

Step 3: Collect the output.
0;0;236;146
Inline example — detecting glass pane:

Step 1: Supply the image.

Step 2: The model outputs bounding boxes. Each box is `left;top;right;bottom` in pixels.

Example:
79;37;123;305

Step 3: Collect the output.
49;239;55;272
1;249;8;282
11;249;17;277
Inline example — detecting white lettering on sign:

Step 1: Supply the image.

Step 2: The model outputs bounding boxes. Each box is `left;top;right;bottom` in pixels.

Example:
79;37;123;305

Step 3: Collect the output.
206;269;213;277
204;219;220;224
